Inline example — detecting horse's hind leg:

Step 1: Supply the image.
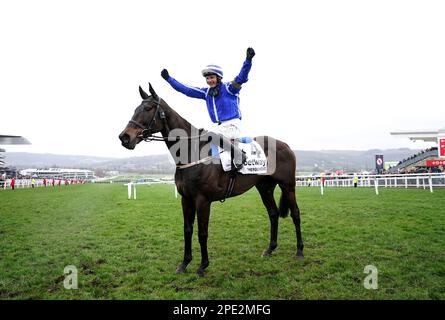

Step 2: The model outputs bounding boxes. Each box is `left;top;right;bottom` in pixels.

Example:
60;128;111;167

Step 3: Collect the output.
176;196;196;273
280;182;304;259
256;179;279;257
291;193;304;259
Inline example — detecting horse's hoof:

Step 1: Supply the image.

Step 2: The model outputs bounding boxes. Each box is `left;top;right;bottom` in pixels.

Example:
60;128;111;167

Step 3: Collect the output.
295;254;304;261
176;265;186;274
262;250;272;257
196;269;205;277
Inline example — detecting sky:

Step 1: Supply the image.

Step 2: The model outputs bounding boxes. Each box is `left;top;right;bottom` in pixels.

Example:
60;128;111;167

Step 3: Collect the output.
1;0;444;158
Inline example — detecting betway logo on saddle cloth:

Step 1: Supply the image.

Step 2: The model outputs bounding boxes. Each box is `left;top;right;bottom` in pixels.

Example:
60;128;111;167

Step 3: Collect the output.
219;140;268;174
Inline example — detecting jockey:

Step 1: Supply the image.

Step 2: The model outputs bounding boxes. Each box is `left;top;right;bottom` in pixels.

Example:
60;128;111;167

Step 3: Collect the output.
161;47;255;171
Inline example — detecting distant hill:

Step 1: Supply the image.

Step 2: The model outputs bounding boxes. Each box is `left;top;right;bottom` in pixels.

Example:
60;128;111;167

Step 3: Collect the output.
4;148;420;174
96;155;174;173
5;152;174;174
294;148;419;172
4;153;116;169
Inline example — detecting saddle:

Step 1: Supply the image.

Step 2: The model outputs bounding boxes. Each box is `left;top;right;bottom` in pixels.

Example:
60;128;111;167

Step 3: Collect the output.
211;137;268;175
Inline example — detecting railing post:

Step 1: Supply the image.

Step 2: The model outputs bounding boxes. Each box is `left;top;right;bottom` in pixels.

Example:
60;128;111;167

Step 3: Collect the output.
127;183;132;199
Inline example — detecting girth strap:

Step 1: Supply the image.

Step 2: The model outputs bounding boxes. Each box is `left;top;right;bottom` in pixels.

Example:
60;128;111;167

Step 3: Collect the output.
220;173;237;203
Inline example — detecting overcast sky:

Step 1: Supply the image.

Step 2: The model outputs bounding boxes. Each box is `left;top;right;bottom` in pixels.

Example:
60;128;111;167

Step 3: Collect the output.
1;0;444;158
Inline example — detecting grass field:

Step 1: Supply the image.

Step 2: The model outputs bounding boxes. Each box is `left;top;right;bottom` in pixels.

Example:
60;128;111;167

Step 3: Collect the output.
0;183;444;299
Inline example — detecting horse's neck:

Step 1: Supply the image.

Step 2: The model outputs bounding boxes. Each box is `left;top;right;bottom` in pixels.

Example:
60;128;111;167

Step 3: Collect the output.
160;102;193;142
160;102;204;164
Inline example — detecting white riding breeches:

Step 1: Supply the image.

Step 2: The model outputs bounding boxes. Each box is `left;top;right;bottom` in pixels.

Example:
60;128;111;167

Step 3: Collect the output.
211;118;242;140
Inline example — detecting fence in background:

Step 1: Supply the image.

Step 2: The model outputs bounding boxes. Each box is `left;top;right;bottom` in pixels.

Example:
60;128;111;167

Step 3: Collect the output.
1;178;85;190
3;173;444;195
296;173;445;194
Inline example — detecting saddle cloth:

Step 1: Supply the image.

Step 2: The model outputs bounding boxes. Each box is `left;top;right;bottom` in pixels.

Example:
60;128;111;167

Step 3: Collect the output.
212;137;268;175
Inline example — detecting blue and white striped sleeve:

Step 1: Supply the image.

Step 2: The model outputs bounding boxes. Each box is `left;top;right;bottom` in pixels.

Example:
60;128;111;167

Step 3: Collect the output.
226;82;240;95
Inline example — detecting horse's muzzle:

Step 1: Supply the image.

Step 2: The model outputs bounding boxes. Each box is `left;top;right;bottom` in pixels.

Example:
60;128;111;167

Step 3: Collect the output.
119;132;135;149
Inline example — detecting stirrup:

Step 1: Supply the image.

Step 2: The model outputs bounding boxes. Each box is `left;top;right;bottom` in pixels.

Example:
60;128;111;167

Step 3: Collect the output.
232;161;243;171
232;151;247;171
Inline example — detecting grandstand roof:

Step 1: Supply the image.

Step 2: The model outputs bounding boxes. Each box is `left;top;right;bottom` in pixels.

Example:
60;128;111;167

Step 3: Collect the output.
390;127;445;142
0;135;31;145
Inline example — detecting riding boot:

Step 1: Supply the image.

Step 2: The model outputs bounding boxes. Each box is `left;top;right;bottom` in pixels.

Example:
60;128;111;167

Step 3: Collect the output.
231;140;247;171
207;131;246;171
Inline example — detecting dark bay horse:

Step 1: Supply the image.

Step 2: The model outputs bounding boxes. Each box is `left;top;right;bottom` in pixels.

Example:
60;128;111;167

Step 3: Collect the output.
119;84;303;276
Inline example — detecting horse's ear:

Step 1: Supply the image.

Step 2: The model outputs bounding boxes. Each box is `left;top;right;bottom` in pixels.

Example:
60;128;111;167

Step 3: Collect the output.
148;83;159;100
139;86;149;100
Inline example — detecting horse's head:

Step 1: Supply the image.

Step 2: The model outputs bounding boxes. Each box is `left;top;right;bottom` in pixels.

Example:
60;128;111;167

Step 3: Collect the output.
119;83;165;150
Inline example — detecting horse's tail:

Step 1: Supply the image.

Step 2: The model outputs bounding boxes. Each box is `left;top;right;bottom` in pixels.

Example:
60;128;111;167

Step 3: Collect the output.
278;188;290;218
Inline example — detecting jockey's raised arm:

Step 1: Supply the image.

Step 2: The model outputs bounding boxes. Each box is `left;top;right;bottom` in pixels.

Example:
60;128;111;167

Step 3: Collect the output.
229;47;255;93
161;69;207;100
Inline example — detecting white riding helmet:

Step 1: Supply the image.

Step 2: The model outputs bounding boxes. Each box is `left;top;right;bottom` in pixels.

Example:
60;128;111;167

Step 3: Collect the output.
201;65;223;78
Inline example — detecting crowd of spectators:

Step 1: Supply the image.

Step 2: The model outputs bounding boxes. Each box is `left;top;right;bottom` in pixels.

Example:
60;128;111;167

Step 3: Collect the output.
1;177;87;190
396;147;438;166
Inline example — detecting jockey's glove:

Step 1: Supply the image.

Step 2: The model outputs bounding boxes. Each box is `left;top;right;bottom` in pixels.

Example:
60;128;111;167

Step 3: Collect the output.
246;47;255;60
161;69;170;80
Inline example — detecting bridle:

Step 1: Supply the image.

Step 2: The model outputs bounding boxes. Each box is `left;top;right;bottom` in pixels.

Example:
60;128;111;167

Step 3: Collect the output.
128;97;204;142
128;97;170;142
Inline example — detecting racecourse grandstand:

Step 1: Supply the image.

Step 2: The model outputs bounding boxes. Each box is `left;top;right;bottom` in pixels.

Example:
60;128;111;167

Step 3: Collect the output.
0;148;5;171
389;127;445;173
0;149;17;178
0;135;31;178
19;168;95;181
388;147;440;173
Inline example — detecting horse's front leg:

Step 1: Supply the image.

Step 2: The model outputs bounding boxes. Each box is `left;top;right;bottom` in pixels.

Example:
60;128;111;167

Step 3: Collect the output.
176;196;196;273
196;196;211;276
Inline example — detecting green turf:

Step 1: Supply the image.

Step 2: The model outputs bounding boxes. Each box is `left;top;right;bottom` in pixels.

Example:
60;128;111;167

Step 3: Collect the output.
0;183;444;299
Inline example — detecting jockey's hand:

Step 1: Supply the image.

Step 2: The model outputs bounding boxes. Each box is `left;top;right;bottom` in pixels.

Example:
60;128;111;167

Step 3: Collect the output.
161;69;170;80
246;47;255;60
